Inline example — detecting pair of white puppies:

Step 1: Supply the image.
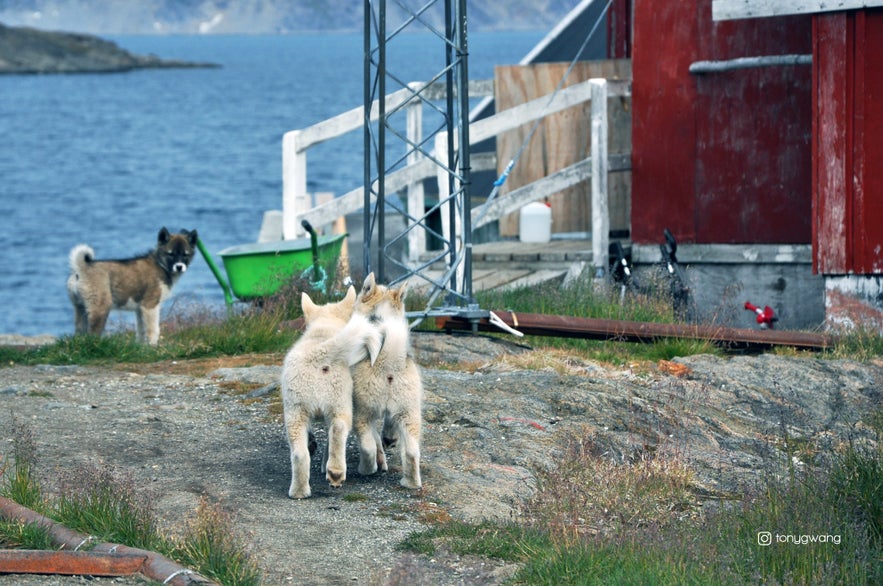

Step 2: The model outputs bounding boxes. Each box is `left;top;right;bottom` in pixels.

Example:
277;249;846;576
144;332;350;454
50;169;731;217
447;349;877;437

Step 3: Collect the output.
280;274;423;499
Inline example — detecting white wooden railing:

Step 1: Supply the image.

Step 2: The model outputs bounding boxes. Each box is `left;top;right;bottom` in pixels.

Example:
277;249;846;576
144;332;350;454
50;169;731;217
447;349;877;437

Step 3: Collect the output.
281;76;631;269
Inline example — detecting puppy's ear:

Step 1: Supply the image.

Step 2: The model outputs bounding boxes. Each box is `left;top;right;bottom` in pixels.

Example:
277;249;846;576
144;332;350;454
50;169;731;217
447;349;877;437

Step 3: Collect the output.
396;282;409;301
301;292;318;322
158;227;171;244
361;272;376;296
186;229;198;245
339;286;356;312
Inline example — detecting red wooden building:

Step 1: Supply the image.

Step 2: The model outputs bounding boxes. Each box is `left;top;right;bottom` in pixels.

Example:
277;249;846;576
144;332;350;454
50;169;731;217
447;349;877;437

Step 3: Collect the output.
625;0;883;330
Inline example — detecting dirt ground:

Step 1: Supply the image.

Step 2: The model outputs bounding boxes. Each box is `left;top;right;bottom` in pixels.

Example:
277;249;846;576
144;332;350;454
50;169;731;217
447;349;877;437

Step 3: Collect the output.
1;332;881;585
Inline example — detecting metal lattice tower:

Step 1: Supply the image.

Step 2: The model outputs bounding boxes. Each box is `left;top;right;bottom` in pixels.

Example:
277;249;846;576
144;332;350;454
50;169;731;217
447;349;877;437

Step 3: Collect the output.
363;0;483;323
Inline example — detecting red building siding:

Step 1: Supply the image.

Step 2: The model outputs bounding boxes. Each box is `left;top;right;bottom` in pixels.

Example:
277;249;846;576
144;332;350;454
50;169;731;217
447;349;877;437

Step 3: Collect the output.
813;9;883;274
631;0;812;245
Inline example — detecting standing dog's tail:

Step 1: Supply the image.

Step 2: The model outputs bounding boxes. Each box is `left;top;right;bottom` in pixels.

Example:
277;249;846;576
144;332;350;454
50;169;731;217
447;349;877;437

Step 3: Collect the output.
68;244;95;274
326;312;384;367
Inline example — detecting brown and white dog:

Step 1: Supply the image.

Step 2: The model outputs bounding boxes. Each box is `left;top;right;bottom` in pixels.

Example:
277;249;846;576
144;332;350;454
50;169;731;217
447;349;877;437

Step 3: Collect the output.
66;227;198;345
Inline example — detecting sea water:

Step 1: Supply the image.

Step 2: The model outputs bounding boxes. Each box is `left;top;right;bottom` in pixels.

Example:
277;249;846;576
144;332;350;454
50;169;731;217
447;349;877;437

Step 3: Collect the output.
0;31;543;336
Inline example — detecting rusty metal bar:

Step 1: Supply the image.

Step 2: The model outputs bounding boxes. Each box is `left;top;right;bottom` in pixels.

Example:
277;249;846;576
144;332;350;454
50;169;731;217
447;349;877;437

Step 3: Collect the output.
436;311;834;350
0;550;148;576
0;496;215;585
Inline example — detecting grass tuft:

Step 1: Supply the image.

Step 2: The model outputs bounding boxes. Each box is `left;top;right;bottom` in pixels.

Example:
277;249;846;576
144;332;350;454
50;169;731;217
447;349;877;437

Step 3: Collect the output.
171;496;262;586
522;434;700;541
0;521;54;549
54;463;161;551
0;417;45;512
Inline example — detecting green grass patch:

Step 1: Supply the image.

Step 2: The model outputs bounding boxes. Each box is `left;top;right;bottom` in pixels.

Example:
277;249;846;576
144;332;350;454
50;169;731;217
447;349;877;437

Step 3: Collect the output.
0;418;45;512
343;492;369;503
829;324;883;361
4;264;879;368
0;303;296;367
399;427;882;585
0;423;262;586
54;465;162;551
466;271;721;363
0;521;54;549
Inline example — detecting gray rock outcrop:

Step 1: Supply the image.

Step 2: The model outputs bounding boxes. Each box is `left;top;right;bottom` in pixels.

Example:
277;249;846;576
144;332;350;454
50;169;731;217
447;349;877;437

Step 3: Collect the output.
0;23;218;74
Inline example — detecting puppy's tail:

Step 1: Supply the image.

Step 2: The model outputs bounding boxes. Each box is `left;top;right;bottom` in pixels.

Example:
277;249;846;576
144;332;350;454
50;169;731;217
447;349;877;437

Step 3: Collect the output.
68;244;95;274
326;312;384;367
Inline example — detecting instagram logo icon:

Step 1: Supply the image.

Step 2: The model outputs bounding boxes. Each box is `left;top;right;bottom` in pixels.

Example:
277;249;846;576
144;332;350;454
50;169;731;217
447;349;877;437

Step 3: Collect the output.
757;531;773;546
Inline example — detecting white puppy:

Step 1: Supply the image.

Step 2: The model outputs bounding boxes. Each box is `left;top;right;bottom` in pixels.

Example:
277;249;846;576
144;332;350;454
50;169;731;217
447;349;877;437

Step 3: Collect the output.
280;287;382;499
351;273;423;490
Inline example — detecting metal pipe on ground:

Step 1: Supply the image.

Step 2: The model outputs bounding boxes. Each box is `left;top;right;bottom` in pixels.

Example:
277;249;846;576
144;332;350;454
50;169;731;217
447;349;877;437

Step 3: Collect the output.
0;495;216;585
0;550;149;577
436;312;834;351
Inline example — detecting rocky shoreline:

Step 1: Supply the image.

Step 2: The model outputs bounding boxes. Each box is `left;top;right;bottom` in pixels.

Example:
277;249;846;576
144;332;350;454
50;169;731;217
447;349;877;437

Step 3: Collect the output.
0;23;219;74
0;334;58;347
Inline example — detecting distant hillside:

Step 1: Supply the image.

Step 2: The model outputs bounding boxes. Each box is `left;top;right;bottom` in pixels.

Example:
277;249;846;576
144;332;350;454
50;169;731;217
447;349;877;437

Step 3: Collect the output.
0;22;218;73
0;0;576;34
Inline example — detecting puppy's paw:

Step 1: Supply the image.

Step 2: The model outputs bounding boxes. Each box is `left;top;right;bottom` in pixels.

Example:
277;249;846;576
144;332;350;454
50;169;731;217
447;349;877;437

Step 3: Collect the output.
358;459;378;476
400;476;422;490
326;468;346;487
288;486;311;499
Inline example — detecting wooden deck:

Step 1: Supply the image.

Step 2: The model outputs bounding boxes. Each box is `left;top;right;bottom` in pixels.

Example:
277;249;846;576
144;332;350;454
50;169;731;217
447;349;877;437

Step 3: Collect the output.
408;238;594;293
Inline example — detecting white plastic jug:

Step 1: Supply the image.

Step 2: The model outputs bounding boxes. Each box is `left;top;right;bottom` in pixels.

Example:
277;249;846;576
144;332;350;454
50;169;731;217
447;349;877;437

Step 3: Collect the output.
519;202;552;243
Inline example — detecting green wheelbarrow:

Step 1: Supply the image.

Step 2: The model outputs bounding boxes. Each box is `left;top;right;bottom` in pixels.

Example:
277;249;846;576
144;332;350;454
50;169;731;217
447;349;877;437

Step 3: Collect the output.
198;220;347;306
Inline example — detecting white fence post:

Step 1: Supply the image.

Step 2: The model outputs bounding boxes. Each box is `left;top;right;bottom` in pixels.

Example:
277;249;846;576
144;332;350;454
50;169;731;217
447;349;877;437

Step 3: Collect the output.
590;78;609;277
282;130;309;239
406;91;426;263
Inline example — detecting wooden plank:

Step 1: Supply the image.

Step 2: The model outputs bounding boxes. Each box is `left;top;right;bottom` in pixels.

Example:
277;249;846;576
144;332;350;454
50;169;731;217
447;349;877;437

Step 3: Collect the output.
403;268;531;294
298;85;630;232
289;73;628;239
713;0;883;21
631;4;697;244
498;269;567;291
472;79;630;145
472;269;533;291
473;154;630;230
296;80;494;150
813;12;850;273
813;10;883;274
591;79;609;274
475;158;590;230
495;60;631;237
853;10;883;273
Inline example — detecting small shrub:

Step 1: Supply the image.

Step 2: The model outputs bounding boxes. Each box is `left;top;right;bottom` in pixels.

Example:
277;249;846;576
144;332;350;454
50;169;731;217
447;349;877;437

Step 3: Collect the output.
0;417;44;512
54;463;160;551
171;497;262;586
522;434;699;541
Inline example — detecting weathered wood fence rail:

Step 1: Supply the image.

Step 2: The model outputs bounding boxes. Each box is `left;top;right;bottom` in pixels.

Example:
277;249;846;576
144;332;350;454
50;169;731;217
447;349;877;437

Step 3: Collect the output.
281;76;631;268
